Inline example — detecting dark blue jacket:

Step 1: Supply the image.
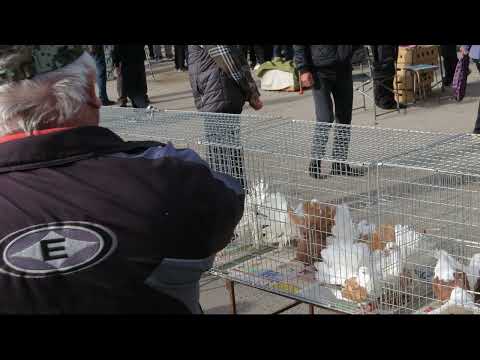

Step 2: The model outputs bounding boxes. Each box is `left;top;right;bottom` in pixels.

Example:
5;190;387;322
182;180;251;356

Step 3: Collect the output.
0;126;244;314
293;45;357;74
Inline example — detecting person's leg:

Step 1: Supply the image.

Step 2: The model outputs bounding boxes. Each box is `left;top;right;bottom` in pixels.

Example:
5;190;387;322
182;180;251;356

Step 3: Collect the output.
273;45;282;59
183;46;189;70
116;67;127;106
263;45;273;62
153;45;162;60
93;51;111;104
165;45;174;59
240;45;249;61
284;45;293;61
331;68;364;176
332;68;353;160
123;62;147;108
248;45;257;67
374;76;396;108
309;74;334;178
174;45;183;70
441;45;458;86
140;61;149;103
147;45;154;59
474;101;480;134
253;45;265;64
371;45;398;108
204;109;247;188
373;58;396;107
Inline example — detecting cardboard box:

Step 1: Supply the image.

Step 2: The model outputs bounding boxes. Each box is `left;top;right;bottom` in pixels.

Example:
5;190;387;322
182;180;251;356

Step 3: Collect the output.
397;45;439;66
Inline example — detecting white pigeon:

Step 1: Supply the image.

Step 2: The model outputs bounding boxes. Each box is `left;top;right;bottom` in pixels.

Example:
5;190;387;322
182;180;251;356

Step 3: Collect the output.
430;287;479;314
315;241;371;286
357;220;376;239
357;265;378;297
331;204;359;245
394;225;421;257
240;179;299;248
434;250;462;282
467;253;480;292
449;287;475;306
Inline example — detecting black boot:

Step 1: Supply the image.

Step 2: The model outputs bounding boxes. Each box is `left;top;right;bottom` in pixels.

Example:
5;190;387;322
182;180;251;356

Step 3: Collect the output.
309;159;326;179
331;162;365;177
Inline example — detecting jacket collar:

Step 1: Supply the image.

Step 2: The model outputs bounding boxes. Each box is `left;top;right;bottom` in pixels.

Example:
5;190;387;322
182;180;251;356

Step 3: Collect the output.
0;126;158;173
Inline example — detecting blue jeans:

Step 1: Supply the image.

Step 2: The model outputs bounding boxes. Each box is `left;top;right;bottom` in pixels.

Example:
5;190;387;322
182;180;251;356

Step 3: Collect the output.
94;51;109;102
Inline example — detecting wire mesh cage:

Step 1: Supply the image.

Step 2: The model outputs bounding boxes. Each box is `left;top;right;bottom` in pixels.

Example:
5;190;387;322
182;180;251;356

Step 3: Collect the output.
100;108;480;314
375;134;480;314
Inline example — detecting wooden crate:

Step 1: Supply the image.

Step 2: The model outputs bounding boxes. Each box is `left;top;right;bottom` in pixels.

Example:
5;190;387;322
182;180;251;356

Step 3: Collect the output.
397;45;439;67
394;70;433;90
395;89;415;104
394;84;432;104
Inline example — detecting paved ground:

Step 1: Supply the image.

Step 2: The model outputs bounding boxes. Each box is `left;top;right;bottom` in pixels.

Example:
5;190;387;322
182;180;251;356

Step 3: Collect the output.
104;58;480;314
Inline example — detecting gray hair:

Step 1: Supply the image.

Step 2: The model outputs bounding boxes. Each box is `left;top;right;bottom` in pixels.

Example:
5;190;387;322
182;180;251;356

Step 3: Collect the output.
0;52;96;136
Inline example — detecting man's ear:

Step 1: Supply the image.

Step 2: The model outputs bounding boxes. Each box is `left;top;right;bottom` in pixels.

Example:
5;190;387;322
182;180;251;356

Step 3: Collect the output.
87;72;101;108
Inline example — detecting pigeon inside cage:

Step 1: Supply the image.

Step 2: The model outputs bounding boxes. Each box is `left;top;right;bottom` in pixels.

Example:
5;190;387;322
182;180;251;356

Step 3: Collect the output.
227;176;480;313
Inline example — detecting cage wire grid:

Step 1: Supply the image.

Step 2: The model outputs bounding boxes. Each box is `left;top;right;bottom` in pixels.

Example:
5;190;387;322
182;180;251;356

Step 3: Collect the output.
100;108;480;314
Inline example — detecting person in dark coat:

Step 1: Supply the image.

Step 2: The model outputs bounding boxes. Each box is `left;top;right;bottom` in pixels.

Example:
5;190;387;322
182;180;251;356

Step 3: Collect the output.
187;45;263;188
294;45;364;178
112;44;148;108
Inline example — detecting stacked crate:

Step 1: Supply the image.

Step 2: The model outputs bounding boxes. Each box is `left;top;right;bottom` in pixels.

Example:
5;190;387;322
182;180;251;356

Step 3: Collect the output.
394;46;439;104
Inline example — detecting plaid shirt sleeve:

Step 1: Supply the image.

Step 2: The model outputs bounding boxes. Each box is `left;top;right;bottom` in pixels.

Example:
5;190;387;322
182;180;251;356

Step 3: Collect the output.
203;45;260;100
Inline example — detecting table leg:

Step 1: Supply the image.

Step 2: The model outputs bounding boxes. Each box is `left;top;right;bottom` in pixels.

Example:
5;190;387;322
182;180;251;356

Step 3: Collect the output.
225;280;237;314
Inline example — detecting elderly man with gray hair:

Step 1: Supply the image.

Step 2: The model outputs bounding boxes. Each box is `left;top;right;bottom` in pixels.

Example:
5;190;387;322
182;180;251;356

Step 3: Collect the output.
0;45;244;314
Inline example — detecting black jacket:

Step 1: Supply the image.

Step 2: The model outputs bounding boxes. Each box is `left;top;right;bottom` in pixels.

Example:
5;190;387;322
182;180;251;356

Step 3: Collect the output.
187;45;246;114
293;45;358;74
0;126;244;314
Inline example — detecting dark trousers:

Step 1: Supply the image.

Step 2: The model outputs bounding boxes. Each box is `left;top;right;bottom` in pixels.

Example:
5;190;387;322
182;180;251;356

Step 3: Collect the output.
116;71;125;100
121;62;148;108
93;50;109;102
311;69;353;161
273;45;293;61
373;70;395;107
250;45;265;64
263;45;273;62
472;61;480;134
174;45;187;70
147;45;155;59
203;108;246;188
371;45;397;107
241;45;257;66
441;45;458;85
474;102;480;134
